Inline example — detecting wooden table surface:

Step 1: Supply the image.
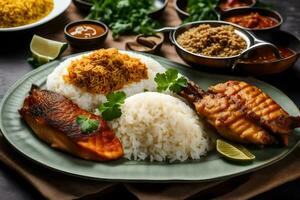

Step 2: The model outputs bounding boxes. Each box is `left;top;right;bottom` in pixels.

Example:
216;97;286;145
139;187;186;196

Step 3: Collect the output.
0;0;300;199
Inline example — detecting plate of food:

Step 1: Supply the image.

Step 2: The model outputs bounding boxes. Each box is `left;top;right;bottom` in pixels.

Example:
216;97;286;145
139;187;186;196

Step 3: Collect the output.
1;48;300;182
0;0;71;32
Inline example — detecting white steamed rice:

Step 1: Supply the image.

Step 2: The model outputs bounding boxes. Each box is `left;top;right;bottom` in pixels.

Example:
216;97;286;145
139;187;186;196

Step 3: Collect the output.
109;92;215;162
46;51;165;111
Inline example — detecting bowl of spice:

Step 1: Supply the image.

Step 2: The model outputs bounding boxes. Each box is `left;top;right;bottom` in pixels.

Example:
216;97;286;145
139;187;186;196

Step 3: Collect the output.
221;7;283;32
168;20;279;68
64;20;108;49
238;30;300;75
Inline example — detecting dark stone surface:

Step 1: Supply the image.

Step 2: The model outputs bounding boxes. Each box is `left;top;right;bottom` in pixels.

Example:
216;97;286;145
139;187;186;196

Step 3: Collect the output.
0;0;299;199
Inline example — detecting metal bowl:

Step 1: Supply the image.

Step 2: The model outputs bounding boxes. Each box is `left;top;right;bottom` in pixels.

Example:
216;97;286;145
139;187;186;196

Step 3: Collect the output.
174;0;256;20
220;7;283;32
149;0;168;18
72;0;167;18
72;0;92;13
217;0;256;12
174;0;189;20
160;20;280;68
238;30;300;75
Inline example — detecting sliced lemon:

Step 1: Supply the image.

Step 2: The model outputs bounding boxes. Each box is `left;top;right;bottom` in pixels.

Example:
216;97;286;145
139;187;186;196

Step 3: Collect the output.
216;139;255;161
30;35;68;65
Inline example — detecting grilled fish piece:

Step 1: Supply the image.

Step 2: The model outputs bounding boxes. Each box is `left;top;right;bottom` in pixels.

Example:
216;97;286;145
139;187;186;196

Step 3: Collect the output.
209;81;300;145
180;81;275;145
19;85;123;161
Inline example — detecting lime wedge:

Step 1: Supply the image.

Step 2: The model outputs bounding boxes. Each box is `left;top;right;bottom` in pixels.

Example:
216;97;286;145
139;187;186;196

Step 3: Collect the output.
30;35;68;65
216;139;255;161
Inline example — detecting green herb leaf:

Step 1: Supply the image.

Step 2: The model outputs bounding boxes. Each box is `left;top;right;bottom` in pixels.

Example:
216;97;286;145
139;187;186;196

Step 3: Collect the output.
98;91;126;121
184;0;219;23
76;115;99;134
27;57;41;68
154;68;188;93
87;0;160;38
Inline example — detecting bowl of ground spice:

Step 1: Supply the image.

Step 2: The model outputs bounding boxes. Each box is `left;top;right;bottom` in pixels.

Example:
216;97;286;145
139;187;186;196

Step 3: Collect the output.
170;20;279;68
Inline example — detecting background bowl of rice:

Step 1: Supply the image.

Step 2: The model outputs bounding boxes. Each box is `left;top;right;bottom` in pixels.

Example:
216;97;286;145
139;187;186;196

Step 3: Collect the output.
0;0;71;32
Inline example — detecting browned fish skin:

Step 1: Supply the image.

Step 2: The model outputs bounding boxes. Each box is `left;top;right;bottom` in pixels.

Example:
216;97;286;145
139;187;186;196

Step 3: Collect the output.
180;81;275;145
209;81;300;145
19;85;123;161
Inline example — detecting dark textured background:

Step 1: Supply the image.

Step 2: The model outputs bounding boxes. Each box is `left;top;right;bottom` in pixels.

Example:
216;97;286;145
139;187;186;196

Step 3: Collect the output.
0;0;300;199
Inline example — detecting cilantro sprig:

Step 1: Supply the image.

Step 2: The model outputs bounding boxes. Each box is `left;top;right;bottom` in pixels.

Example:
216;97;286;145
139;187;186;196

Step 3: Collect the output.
154;68;188;93
98;91;126;121
76;115;99;134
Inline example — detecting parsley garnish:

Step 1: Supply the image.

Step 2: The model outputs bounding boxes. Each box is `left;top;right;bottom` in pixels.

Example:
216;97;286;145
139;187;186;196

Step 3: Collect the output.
76;115;99;134
154;68;188;93
98;91;126;121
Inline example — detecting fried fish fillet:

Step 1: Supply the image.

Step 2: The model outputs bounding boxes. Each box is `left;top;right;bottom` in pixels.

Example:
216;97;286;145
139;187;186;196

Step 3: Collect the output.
180;81;275;145
209;81;300;145
19;85;123;161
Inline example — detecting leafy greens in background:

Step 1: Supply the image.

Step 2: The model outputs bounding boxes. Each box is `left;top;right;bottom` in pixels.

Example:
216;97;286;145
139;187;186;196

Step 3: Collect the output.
87;0;160;37
184;0;219;22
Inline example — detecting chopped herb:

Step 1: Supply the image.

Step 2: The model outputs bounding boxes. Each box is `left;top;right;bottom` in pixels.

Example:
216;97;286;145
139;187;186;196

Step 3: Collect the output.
27;57;41;68
144;88;149;92
76;115;99;133
98;91;126;121
154;68;188;93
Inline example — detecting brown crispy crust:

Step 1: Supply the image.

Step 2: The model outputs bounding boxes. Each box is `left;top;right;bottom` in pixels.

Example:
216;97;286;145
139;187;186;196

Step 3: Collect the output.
208;81;300;145
19;85;123;161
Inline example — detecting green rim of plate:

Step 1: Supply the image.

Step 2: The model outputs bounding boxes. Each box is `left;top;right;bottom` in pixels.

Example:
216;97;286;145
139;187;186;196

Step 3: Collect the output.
1;52;300;182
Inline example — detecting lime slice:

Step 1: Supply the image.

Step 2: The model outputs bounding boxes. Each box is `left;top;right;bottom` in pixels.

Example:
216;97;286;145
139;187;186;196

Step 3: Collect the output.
30;35;68;65
216;139;255;161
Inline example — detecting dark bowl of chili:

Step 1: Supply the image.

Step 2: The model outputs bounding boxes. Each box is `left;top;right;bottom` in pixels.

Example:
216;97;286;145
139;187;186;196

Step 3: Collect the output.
237;30;300;75
64;20;108;49
220;7;283;32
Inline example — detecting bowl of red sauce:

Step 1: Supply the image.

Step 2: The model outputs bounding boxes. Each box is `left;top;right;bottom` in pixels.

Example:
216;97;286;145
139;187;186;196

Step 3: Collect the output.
237;30;300;75
64;20;108;49
221;8;282;32
217;0;256;12
174;0;256;20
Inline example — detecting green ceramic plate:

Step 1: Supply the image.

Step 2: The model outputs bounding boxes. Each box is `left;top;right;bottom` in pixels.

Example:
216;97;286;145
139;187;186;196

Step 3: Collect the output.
1;52;300;182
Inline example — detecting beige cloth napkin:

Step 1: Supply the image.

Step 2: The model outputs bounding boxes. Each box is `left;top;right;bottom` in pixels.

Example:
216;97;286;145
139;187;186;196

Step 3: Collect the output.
1;1;300;200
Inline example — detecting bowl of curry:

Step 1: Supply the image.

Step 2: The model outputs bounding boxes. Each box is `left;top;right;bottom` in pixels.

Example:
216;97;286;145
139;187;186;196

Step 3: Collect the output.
64;20;108;49
220;7;283;32
238;30;300;75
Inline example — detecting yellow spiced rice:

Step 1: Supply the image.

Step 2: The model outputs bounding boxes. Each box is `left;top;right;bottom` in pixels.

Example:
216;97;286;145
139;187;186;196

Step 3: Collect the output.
64;48;149;94
0;0;54;28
